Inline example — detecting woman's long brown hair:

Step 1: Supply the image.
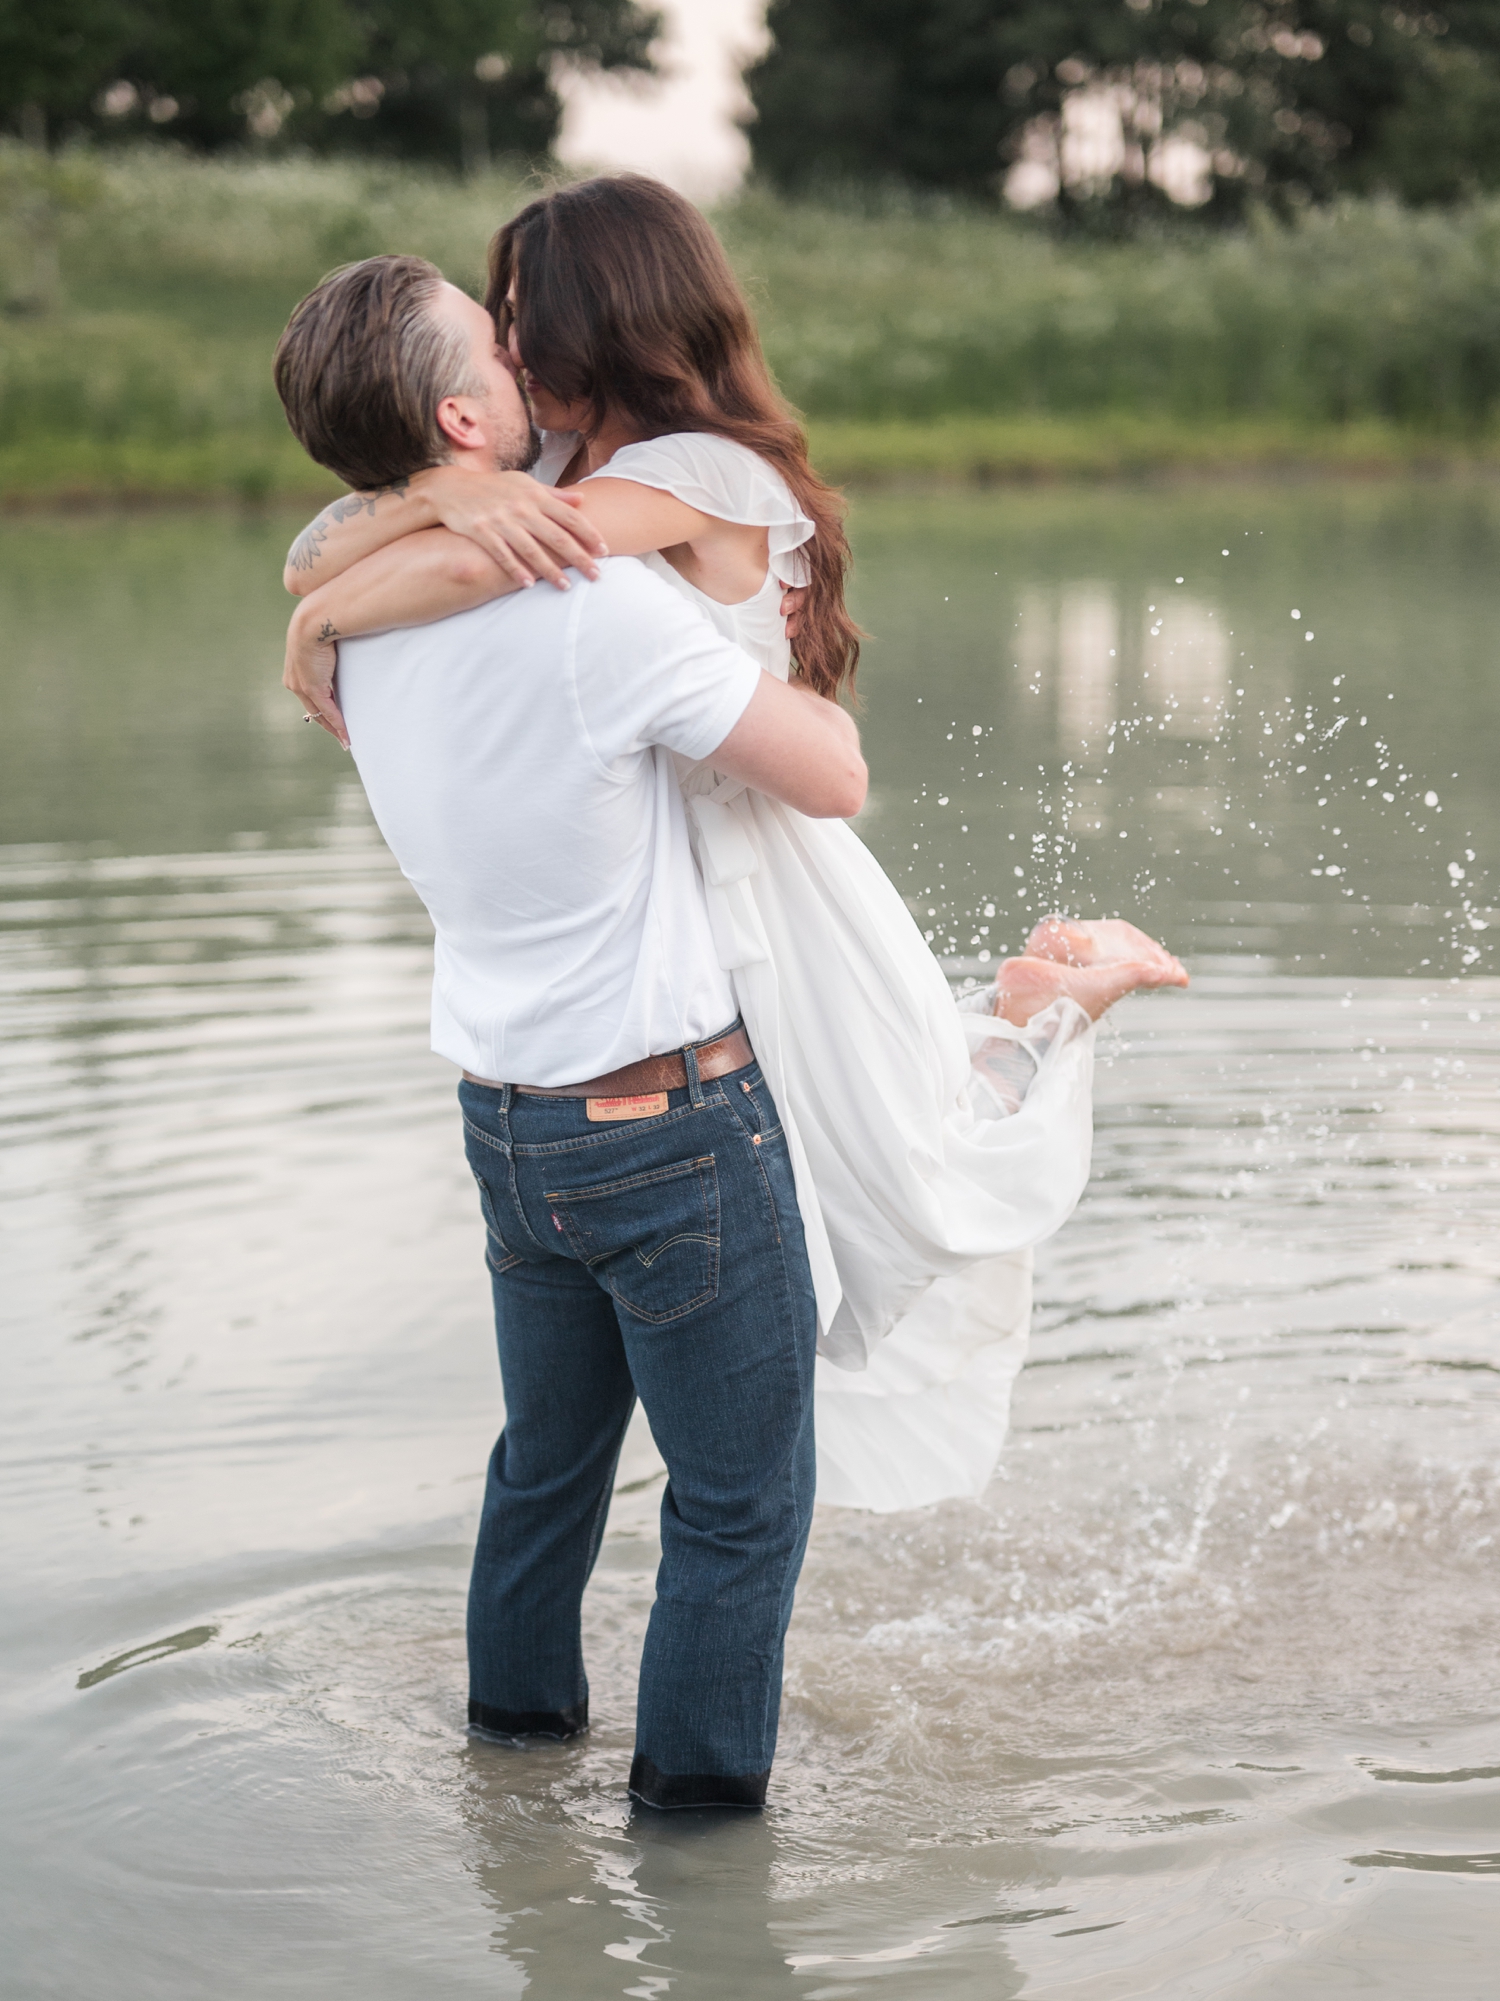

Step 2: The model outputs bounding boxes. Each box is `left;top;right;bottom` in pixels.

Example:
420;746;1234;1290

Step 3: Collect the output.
487;175;861;703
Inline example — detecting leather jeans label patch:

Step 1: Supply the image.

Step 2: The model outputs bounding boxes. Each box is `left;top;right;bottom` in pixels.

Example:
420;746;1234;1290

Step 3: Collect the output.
585;1092;670;1122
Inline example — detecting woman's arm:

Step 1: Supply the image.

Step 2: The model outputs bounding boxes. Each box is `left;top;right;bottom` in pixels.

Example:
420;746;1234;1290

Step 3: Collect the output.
407;469;727;581
358;468;764;600
570;480;771;604
284;528;512;744
565;479;711;555
283;468;608;597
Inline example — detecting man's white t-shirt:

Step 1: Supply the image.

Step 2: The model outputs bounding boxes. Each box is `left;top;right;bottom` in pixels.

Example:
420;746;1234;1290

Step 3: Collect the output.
336;558;761;1087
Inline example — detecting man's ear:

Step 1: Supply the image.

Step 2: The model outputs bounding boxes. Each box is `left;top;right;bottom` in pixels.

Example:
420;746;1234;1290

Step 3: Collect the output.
435;395;486;455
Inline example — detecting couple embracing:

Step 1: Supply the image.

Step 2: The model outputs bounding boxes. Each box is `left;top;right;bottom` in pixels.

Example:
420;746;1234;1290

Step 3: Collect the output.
272;174;1185;1812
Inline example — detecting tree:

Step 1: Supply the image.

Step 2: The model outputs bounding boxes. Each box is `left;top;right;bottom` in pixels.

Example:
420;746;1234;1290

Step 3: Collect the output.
744;1;1500;218
312;0;662;174
0;0;138;144
0;0;661;171
122;0;360;149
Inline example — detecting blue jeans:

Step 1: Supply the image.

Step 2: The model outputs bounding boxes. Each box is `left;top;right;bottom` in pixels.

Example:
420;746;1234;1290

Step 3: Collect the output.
458;1036;818;1810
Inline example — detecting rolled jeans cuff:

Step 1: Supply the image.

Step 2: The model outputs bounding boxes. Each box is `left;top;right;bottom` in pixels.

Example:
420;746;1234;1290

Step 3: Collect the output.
628;1753;768;1810
468;1697;588;1741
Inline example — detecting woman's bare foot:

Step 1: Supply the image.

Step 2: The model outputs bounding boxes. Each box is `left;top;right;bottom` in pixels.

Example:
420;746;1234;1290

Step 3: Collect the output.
991;948;1188;1027
1026;916;1187;984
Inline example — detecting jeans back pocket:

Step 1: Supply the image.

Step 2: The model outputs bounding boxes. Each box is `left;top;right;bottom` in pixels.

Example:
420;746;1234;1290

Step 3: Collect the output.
544;1155;720;1324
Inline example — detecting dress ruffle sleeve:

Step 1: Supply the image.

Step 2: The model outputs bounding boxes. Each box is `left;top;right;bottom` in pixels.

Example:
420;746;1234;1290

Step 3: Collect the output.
584;433;816;588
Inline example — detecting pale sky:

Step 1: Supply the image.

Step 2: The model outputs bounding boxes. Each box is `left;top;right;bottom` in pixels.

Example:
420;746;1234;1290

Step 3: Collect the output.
554;0;769;201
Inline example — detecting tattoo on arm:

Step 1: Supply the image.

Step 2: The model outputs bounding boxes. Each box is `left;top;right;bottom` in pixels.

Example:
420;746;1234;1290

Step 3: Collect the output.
287;514;331;575
316;620;339;643
286;476;412;575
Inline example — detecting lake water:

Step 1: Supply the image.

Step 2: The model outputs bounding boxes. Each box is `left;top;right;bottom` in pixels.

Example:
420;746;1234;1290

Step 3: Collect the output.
3;484;1497;1998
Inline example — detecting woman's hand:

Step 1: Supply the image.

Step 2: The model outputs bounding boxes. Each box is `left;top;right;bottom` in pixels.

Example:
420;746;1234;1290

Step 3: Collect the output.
415;465;609;590
284;597;349;748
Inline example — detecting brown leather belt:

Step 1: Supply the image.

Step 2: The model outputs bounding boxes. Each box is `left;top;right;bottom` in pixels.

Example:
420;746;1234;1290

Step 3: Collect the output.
464;1026;754;1100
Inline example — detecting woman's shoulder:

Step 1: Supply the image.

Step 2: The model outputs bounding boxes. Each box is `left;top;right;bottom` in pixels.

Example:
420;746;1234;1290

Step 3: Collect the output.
594;431;812;541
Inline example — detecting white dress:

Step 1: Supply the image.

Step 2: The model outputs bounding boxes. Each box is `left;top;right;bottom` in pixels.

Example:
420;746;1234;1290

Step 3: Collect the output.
542;432;1097;1512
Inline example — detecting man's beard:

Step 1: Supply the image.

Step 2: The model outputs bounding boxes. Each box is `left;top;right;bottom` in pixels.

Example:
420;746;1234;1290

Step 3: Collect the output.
493;386;542;473
493;416;542;474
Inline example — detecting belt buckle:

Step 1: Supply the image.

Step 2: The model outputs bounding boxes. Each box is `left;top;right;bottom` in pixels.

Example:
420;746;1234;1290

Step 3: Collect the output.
586;1092;670;1122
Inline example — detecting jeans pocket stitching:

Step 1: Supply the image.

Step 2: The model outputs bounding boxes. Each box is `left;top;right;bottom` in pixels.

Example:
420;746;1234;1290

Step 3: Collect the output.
542;1153;717;1206
462;1116;509;1157
635;1229;716;1270
608;1282;718;1326
470;1168;529;1270
544;1157;720;1323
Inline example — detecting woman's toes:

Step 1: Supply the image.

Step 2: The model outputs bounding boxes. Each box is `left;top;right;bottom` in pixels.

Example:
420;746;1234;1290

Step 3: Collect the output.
991;954;1065;1023
1025;916;1088;965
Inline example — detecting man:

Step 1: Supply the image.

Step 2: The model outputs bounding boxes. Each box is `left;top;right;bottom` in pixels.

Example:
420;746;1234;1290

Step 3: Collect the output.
273;256;865;1810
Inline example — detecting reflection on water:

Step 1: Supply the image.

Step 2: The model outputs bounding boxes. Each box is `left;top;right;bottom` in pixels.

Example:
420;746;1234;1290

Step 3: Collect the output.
853;483;1497;981
2;488;1498;1996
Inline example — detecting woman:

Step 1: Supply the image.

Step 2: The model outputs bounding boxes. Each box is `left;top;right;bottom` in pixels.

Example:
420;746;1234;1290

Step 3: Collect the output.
282;175;1186;1511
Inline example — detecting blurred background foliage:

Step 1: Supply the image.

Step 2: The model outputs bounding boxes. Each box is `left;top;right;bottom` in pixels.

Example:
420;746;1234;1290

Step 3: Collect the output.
747;1;1500;219
0;0;660;172
6;2;1500;215
2;147;1498;504
3;2;1500;499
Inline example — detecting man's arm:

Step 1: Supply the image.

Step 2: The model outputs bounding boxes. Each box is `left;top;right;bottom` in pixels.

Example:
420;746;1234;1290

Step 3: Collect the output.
283;469;608;597
284;482;433;593
283;530;517;745
576;560;866;819
706;676;867;820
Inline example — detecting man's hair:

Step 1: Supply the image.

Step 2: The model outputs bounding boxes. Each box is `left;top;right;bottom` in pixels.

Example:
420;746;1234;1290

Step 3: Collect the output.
274;255;487;492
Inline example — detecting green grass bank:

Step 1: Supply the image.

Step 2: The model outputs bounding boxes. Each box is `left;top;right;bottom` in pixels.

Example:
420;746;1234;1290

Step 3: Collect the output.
3;147;1500;505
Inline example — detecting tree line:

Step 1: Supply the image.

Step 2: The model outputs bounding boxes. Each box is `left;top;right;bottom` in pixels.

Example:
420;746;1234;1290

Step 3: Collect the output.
0;0;660;171
4;0;1499;220
746;1;1500;217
